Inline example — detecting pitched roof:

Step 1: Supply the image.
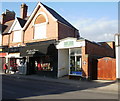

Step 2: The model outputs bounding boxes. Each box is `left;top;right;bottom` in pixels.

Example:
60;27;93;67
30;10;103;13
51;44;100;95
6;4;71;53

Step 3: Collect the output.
0;24;7;33
8;17;27;33
23;2;78;30
17;17;27;27
41;3;76;29
2;20;14;34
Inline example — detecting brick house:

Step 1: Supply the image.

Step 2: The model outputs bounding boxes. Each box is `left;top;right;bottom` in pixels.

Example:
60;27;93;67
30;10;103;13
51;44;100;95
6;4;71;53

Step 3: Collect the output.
56;37;115;79
0;9;15;73
1;2;115;79
1;2;79;76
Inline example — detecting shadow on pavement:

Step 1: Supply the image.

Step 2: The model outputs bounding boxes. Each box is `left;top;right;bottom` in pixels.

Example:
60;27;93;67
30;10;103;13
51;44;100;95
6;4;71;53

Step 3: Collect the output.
2;74;118;100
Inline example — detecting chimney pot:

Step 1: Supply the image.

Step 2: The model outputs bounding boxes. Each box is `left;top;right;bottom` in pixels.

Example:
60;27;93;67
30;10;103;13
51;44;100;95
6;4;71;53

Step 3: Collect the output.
20;3;28;19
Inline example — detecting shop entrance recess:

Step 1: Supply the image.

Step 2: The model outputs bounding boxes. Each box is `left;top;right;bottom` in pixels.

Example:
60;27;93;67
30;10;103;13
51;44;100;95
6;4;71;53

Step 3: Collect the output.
69;48;82;76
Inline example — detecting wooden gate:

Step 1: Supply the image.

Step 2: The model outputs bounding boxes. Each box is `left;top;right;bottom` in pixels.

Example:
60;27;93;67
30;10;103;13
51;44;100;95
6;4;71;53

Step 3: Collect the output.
97;57;116;80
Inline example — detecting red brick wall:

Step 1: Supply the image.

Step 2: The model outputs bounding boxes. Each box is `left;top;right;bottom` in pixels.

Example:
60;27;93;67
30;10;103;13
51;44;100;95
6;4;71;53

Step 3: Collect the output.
2;34;9;46
58;22;78;40
85;40;115;57
24;6;58;43
83;40;115;79
81;40;115;79
9;31;13;44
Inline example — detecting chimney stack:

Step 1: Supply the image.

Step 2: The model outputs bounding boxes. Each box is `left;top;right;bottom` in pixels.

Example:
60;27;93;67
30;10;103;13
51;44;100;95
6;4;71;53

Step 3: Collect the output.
20;3;28;19
1;9;15;24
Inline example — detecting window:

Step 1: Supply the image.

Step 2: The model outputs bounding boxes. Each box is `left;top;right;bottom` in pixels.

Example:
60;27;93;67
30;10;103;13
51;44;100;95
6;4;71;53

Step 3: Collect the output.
13;31;21;42
70;48;82;56
69;48;82;76
34;14;46;24
34;23;46;39
35;56;53;71
34;13;47;40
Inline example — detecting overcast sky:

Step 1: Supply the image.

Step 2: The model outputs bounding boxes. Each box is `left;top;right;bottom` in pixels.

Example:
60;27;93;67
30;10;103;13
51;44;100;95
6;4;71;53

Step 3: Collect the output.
1;2;118;42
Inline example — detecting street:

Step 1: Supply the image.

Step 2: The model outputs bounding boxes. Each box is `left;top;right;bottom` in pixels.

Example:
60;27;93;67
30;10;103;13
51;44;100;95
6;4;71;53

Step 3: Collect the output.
2;75;119;100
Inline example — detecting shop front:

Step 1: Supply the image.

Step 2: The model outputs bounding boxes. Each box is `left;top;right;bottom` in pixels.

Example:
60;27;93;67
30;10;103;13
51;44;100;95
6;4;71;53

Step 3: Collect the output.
0;53;7;73
0;46;8;73
20;41;58;77
69;48;82;76
56;37;86;78
6;47;25;74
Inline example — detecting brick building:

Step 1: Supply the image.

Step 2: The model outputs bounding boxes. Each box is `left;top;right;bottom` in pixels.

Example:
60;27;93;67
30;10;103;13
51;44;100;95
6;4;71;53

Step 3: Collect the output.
56;37;115;79
1;2;115;79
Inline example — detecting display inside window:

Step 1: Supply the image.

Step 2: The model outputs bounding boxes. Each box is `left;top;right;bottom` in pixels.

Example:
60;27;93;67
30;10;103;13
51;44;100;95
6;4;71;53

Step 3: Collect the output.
35;56;53;71
9;58;18;72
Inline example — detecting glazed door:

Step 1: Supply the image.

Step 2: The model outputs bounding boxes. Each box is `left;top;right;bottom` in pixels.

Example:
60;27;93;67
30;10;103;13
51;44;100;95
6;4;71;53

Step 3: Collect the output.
70;55;82;75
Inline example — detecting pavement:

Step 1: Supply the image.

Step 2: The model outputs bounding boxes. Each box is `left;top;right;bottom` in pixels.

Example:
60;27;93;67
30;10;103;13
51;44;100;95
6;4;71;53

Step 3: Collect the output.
1;73;119;93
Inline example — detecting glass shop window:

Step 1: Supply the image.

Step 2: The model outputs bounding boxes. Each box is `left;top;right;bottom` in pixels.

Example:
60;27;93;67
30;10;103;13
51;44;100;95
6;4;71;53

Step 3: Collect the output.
70;48;81;56
35;56;53;71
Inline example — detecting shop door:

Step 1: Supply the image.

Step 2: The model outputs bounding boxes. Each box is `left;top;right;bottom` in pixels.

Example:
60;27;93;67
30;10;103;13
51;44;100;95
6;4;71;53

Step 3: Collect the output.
70;56;82;75
29;57;35;74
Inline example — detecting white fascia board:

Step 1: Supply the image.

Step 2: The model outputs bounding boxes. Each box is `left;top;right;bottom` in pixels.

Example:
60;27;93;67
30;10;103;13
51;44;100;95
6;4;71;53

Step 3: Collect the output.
8;19;17;33
8;18;22;33
23;3;39;30
56;38;85;49
39;2;57;21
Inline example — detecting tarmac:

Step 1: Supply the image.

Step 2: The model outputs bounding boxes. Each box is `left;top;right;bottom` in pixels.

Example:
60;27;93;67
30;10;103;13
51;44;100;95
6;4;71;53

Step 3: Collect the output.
1;72;119;94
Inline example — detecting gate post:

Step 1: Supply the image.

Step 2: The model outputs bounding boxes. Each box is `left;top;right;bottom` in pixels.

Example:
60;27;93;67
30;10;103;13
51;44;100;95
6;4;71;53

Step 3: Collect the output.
115;34;120;80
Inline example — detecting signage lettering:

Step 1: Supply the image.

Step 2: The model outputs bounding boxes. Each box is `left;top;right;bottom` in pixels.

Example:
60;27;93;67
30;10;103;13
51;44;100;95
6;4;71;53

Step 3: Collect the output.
64;41;74;47
26;49;39;55
9;47;20;53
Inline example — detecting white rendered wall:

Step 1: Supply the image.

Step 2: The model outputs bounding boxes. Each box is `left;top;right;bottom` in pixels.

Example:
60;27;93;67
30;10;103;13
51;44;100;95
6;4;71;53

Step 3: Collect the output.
0;34;2;46
58;49;69;78
115;34;120;79
116;46;120;79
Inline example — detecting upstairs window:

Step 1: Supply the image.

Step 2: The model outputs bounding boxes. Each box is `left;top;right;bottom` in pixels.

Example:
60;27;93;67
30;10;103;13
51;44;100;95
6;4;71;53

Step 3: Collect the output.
13;30;21;42
34;13;48;40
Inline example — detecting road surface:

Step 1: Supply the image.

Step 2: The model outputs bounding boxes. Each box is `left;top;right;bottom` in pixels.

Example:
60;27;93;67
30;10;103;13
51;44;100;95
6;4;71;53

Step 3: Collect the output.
2;75;119;100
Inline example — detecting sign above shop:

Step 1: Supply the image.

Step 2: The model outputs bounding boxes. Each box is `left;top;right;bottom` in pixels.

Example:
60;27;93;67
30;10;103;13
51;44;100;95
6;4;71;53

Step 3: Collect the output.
56;38;85;49
0;53;7;57
64;41;74;47
9;47;20;53
26;49;39;55
0;46;8;53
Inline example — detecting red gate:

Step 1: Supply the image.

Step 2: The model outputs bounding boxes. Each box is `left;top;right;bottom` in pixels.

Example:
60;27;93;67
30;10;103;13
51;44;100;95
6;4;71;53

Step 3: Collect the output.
97;57;116;80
